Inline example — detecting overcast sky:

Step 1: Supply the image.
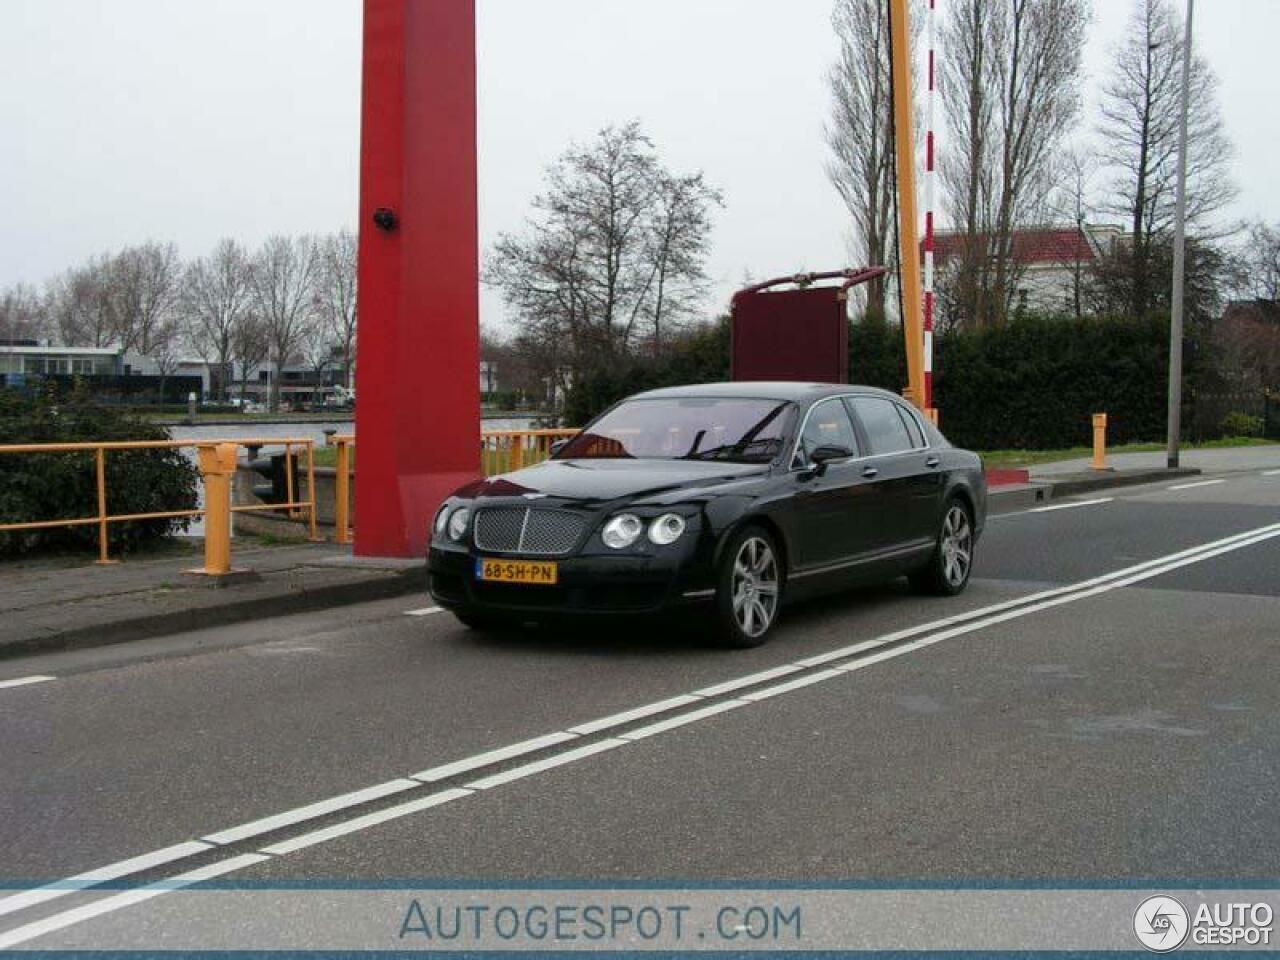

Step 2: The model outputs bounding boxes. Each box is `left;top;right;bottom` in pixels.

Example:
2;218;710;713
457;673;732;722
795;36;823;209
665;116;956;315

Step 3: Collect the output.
2;0;1278;331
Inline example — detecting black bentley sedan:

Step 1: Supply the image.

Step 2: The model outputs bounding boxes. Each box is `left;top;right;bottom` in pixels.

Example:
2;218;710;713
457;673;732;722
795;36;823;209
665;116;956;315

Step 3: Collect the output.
428;383;987;647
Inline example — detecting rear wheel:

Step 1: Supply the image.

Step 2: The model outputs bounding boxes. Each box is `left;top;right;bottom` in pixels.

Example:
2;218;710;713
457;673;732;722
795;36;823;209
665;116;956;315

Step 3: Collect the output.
714;526;783;648
909;499;975;596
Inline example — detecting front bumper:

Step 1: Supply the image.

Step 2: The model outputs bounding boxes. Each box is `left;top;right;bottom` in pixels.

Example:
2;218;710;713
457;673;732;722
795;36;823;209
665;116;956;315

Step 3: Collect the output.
428;545;714;619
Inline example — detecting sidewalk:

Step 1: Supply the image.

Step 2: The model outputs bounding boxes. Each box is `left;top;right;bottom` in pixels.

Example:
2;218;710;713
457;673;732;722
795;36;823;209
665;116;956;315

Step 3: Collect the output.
0;542;426;659
1029;444;1280;478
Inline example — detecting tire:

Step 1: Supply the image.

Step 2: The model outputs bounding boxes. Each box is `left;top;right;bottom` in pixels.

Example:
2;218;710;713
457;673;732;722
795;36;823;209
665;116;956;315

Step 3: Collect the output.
909;498;976;597
714;525;784;648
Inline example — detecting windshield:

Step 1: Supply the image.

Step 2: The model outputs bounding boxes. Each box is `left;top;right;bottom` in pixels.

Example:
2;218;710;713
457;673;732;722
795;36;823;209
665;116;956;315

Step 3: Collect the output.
557;397;797;465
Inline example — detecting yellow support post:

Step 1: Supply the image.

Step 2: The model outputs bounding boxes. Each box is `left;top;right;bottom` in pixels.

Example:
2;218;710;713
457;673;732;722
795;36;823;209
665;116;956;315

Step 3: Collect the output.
890;0;927;413
191;442;240;577
331;437;353;546
94;447;117;565
1092;413;1110;472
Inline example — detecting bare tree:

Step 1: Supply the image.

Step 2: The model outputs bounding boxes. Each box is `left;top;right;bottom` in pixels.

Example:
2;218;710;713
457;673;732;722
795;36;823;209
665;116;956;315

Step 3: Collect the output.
825;0;915;319
942;0;1089;328
315;229;358;390
183;239;254;401
48;256;119;348
231;313;270;405
487;123;719;382
251;235;319;412
110;242;183;356
1098;0;1236;317
0;284;48;343
1239;222;1280;303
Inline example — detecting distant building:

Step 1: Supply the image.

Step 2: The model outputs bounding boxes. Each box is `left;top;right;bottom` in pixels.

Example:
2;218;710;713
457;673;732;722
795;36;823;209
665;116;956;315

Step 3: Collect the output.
932;224;1127;318
0;345;201;403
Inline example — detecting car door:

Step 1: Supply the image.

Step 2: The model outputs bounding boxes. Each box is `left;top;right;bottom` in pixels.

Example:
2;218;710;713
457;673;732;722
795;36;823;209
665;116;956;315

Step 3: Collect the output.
791;397;879;570
845;395;939;553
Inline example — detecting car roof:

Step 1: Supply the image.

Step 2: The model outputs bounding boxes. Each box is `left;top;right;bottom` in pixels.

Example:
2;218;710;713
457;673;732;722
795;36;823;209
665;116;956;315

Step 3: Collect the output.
630;382;907;405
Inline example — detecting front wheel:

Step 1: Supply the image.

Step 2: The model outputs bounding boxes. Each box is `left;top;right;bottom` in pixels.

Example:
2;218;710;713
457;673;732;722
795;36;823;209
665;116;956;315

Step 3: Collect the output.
909;499;975;596
714;525;784;648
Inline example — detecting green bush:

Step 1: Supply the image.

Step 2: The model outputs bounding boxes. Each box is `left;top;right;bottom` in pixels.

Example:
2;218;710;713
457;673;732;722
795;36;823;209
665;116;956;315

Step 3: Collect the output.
934;314;1171;450
0;386;200;559
1220;411;1264;439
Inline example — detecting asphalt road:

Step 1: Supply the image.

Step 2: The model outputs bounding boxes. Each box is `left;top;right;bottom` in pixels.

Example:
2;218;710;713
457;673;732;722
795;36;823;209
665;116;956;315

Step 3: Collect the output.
1;465;1278;947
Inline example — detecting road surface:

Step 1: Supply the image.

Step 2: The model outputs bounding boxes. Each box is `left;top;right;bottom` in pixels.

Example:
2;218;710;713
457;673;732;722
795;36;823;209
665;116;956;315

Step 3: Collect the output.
1;465;1278;947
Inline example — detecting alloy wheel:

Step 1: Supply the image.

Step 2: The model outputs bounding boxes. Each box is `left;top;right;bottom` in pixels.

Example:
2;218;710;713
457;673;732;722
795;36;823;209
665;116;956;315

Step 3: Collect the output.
940;505;973;588
732;536;780;639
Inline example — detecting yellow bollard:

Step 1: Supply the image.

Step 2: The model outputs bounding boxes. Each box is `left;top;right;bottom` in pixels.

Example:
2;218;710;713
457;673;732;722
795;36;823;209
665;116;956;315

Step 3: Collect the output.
333;440;352;546
192;442;240;577
1092;413;1110;472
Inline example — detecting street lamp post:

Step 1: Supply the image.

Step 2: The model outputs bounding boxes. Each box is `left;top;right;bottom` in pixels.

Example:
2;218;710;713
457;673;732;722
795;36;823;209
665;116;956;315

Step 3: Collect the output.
1167;0;1195;469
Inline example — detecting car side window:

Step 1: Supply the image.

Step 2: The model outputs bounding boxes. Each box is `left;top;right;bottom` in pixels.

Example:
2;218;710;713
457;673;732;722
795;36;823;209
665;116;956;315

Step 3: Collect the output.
795;399;860;466
896;405;927;449
849;397;916;456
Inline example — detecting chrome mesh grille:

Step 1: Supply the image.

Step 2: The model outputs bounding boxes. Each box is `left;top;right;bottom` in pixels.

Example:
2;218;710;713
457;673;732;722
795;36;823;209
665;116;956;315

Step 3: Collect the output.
474;508;584;556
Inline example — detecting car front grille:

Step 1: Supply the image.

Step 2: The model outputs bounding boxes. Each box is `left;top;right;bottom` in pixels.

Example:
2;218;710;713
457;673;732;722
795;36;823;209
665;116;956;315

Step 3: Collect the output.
473;508;586;556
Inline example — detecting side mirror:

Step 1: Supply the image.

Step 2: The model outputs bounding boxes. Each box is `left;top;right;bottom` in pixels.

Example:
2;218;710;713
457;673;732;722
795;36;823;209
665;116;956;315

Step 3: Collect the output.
549;439;570;458
802;444;854;479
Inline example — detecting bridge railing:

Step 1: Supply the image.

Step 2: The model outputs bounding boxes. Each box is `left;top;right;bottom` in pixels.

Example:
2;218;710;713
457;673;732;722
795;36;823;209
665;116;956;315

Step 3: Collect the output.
0;439;320;573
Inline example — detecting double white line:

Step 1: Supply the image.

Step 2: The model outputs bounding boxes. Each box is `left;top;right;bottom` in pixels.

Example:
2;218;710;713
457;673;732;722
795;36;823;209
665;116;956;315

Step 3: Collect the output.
4;521;1280;949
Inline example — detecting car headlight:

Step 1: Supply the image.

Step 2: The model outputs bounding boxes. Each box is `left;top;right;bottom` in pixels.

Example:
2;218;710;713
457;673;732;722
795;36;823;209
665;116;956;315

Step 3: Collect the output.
648;513;687;546
447;507;471;542
602;514;644;550
433;505;451;538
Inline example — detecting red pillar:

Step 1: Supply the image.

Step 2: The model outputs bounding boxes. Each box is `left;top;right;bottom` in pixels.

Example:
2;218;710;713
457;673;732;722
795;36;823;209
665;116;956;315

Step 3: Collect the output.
355;0;481;558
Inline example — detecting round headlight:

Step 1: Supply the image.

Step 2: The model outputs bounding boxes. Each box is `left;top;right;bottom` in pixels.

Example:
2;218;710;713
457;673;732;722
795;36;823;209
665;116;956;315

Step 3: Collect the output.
433;505;451;537
447;507;471;542
602;514;644;550
648;513;687;546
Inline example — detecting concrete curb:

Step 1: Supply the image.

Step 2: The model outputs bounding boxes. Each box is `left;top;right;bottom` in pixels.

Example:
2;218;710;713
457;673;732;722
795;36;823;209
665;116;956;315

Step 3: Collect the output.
988;466;1202;513
0;567;427;661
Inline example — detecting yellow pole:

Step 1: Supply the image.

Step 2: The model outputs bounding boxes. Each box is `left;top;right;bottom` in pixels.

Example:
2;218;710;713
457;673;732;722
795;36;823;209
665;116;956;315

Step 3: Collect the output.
334;441;352;546
1092;414;1109;471
890;0;926;412
305;442;321;542
194;442;238;576
95;446;114;565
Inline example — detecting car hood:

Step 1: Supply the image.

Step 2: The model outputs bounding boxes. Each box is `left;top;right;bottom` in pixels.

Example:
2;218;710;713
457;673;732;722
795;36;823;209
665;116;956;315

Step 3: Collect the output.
458;459;769;505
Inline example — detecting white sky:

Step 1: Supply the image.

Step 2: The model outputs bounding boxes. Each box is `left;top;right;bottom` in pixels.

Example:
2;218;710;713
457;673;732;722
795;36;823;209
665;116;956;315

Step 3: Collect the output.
1;0;1277;331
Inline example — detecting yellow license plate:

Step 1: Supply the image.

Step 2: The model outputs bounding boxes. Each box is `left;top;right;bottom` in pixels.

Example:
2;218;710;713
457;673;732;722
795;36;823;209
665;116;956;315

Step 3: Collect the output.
475;559;560;586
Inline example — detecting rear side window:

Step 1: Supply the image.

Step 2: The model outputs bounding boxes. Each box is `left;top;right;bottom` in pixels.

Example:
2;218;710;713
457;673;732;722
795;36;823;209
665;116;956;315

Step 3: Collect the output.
849;397;916;456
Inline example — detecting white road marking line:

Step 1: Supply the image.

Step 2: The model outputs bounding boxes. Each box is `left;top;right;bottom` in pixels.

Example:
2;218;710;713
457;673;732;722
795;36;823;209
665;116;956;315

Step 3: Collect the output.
464;739;629;791
693;664;805;698
405;607;444;617
202;779;421;846
568;695;705;736
1263;469;1280;477
260;789;473;857
1168;479;1228;491
410;731;580;783
740;669;848;702
10;521;1280;943
0;841;213;919
0;676;55;691
619;701;749;741
0;853;269;951
1029;497;1114;514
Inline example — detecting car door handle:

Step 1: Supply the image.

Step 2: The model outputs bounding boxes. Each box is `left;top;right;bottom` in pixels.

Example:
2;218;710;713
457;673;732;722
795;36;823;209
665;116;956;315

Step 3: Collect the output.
862;467;880;479
926;456;941;469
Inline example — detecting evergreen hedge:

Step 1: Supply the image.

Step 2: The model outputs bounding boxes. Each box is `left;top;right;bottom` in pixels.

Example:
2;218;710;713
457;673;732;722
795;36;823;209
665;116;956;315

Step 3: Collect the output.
0;386;200;559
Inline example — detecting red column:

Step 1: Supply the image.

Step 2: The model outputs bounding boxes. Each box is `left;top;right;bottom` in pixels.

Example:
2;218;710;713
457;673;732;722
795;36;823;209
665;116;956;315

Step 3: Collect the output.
355;0;481;558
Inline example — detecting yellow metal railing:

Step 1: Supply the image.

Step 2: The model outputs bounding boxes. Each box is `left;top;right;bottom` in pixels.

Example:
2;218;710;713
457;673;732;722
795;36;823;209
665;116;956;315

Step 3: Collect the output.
0;428;581;568
0;439;320;574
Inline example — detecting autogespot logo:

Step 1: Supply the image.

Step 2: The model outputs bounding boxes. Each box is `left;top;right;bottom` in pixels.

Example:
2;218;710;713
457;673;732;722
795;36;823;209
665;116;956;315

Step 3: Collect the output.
1134;896;1191;953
